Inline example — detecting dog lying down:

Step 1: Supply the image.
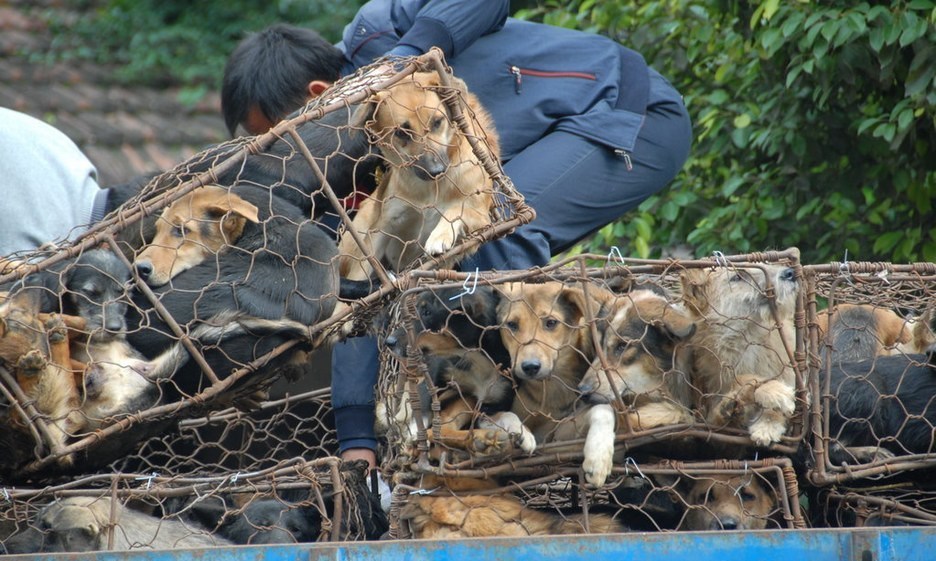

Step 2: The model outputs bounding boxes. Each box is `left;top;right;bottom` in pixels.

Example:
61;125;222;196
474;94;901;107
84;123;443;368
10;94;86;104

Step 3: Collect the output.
128;184;368;399
676;473;779;531
817;303;936;363
5;496;232;553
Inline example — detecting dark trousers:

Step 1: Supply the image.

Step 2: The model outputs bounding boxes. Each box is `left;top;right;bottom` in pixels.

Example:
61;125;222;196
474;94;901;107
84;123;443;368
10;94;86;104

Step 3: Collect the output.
331;92;693;453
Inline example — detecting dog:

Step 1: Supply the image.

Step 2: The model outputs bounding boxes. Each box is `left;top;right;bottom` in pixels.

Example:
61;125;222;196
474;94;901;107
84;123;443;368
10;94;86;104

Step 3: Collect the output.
400;474;625;538
127;184;346;398
5;496;231;553
381;285;533;457
824;345;936;464
681;261;800;448
0;289;81;468
677;474;778;531
817;303;936;363
561;288;697;487
338;71;499;280
496;281;613;450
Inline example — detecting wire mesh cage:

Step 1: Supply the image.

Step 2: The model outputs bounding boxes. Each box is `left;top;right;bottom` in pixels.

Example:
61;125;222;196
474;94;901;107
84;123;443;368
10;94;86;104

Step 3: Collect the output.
813;477;936;528
386;456;803;539
803;262;936;486
0;49;530;480
0;457;386;554
373;248;809;523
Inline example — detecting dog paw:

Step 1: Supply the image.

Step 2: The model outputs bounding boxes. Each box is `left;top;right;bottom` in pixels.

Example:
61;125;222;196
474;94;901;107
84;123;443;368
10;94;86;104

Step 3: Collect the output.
425;225;458;256
481;412;536;455
470;428;511;456
17;349;47;373
748;417;786;447
583;405;616;487
753;381;796;415
44;315;68;343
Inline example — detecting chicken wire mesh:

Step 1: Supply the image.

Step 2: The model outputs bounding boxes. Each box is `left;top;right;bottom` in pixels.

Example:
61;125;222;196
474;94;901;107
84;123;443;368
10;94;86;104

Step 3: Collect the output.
813;477;936;527
0;49;529;480
374;248;808;484
385;457;803;539
803;262;936;486
0;457;386;554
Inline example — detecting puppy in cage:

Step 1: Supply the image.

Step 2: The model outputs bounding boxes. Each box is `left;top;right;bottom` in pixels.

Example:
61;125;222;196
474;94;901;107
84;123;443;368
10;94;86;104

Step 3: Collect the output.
338;70;499;280
380;284;534;459
560;287;698;487
4;496;232;553
681;259;801;448
674;473;781;531
817;303;936;363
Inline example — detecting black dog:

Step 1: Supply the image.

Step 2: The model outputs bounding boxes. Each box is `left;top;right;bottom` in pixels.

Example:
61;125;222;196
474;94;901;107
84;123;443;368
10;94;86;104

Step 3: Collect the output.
826;346;936;463
126;184;349;398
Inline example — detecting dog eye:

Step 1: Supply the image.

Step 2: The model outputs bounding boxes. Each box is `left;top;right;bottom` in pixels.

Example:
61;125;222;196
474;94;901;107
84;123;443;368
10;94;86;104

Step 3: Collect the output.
430;117;444;131
738;488;757;502
394;128;411;142
504;320;519;332
614;340;628;355
729;271;748;282
171;225;188;238
543;318;559;330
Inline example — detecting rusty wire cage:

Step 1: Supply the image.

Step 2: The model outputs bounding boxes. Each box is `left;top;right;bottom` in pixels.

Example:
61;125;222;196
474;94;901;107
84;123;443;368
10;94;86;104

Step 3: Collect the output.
813;478;936;528
386;456;803;539
803;261;936;486
372;249;809;535
0;457;385;553
0;49;530;481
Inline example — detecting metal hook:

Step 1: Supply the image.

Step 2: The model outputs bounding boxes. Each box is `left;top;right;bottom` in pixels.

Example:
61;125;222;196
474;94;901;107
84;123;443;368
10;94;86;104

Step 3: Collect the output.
134;472;159;491
449;267;480;300
623;457;646;480
607;246;626;266
712;250;729;268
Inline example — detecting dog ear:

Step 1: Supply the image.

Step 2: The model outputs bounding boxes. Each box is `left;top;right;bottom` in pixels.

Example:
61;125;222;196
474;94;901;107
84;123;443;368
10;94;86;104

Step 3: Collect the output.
350;92;388;139
680;269;711;316
658;305;697;341
219;196;260;224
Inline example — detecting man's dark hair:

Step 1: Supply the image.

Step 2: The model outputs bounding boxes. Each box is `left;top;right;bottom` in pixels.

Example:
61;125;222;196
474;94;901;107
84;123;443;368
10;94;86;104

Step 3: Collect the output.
221;24;345;136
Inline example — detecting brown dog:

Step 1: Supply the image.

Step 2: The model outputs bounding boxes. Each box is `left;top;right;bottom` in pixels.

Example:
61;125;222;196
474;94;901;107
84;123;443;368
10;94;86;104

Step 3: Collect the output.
678;473;778;531
817;303;936;362
400;475;625;538
681;261;800;447
496;281;611;449
134;184;260;287
338;71;499;280
567;288;697;486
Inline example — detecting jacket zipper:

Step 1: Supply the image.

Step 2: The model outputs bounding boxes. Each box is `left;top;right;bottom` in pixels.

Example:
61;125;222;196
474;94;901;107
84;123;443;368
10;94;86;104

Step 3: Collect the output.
509;65;597;95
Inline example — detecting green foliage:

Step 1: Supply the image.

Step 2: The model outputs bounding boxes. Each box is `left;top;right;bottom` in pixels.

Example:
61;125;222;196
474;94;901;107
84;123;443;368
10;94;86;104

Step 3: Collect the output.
38;1;364;89
522;1;936;264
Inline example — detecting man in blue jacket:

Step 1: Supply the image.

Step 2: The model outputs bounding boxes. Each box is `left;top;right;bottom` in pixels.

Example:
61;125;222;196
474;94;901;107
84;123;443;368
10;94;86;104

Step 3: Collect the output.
222;0;692;471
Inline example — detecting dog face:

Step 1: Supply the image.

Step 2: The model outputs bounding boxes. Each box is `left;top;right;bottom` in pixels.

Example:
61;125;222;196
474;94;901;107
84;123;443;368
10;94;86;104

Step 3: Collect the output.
579;290;695;404
681;263;799;326
63;250;131;341
359;72;455;180
134;185;260;286
497;282;594;381
680;474;777;531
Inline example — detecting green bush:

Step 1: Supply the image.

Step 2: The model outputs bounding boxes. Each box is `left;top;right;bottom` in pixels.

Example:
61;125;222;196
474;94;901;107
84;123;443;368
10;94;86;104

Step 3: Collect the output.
519;1;936;264
40;1;364;89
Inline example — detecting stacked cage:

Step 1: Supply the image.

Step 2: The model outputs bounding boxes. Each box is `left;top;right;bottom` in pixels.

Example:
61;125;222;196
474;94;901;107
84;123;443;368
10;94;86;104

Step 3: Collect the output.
803;261;936;526
0;50;528;552
375;248;808;538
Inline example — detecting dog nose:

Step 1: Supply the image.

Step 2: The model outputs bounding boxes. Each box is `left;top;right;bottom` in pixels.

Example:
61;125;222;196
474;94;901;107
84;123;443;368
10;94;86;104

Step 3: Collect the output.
135;260;153;281
385;333;399;350
780;267;796;282
578;379;596;394
718;517;739;531
104;315;125;333
520;360;541;378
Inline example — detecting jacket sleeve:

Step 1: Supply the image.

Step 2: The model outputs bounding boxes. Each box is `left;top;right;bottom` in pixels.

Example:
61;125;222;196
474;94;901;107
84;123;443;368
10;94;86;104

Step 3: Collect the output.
391;0;509;59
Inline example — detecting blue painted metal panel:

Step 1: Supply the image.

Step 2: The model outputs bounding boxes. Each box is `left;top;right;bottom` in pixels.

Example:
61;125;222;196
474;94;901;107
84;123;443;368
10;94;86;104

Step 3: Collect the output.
4;528;935;561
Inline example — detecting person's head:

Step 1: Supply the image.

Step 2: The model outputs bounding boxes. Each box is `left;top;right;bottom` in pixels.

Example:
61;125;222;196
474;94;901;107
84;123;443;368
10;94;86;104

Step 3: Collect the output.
222;23;345;136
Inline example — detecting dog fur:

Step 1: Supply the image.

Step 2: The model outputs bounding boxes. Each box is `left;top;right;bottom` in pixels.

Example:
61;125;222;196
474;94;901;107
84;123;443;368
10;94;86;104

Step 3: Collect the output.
681;262;800;447
6;496;231;553
563;288;697;486
127;184;341;398
678;474;778;531
496;281;612;449
817;303;936;363
381;285;533;457
400;475;625;538
338;71;499;280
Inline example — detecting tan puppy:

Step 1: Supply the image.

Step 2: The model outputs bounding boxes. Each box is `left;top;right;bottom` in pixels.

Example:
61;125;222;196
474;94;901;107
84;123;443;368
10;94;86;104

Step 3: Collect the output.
681;262;800;447
0;291;81;465
817;303;936;362
569;289;697;486
679;474;778;531
401;475;625;538
134;185;260;286
497;281;610;449
339;71;499;280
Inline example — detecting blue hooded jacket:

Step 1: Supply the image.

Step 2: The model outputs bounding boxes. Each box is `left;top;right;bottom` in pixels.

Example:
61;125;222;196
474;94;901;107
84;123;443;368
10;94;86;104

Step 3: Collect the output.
338;0;681;161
